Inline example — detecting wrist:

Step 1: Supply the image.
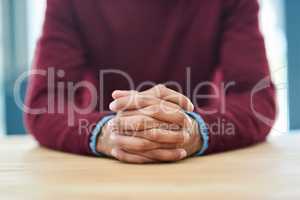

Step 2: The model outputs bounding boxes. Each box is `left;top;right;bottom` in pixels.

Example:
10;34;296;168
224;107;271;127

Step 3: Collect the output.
89;115;115;157
96;121;111;156
190;118;203;155
185;112;209;156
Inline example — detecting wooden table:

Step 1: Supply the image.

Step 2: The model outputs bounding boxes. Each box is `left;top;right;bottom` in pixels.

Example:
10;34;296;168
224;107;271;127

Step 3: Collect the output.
0;135;299;200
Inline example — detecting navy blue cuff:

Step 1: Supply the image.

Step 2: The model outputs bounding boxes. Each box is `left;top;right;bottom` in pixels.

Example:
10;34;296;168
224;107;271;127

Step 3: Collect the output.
186;112;209;156
89;115;115;157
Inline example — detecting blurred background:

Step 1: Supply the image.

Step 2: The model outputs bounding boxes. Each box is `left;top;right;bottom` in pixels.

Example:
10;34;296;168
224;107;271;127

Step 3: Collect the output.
0;0;298;136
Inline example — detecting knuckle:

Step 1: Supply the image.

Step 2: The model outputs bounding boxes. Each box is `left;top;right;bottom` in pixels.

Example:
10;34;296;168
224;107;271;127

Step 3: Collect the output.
174;151;182;160
156;84;165;90
155;84;166;96
160;84;167;91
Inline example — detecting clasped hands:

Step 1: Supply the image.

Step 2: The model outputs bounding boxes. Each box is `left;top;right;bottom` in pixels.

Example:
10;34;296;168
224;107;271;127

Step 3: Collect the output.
97;85;202;163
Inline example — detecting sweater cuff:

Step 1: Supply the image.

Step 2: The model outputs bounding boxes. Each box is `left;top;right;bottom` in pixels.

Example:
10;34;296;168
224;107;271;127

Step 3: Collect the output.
186;112;209;156
89;115;115;156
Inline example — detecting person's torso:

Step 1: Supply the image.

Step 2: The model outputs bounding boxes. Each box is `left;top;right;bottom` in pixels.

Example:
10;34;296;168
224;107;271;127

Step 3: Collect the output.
71;0;225;107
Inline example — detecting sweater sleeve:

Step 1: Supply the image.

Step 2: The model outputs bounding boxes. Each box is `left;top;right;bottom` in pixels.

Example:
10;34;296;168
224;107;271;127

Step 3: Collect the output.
24;0;109;155
196;0;277;154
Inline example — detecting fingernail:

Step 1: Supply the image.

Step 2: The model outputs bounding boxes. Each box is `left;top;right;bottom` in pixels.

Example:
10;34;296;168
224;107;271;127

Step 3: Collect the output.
179;149;187;159
109;101;117;111
111;149;118;157
113;90;130;97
